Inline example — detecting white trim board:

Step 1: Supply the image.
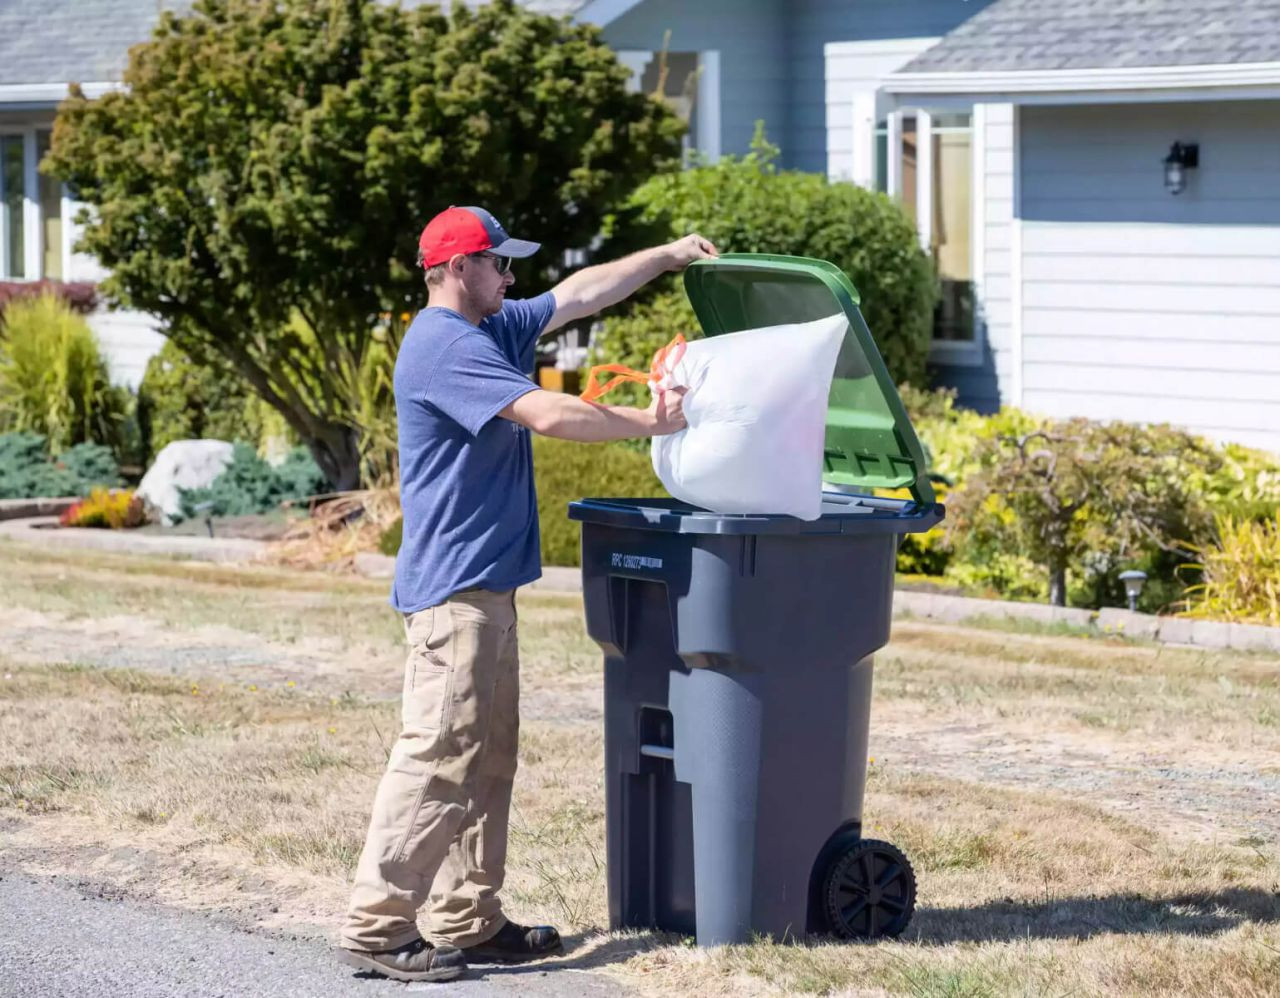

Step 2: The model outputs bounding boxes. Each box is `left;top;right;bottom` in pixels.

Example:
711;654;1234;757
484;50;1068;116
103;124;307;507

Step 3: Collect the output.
885;61;1280;96
22;127;39;278
614;49;653;93
696;50;721;162
1010;104;1024;408
0;82;120;105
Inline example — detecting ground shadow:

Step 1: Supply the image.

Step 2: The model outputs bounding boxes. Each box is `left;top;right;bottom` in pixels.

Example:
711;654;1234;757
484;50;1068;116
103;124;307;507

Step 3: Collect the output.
452;928;680;979
348;888;1280;984
908;887;1280;945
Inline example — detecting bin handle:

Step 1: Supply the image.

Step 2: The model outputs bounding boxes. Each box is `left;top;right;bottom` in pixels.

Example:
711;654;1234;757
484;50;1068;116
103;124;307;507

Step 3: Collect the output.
638;744;675;761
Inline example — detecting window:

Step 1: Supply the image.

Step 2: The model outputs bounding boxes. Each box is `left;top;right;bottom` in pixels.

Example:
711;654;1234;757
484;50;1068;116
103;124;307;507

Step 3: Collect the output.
880;111;975;347
930;113;973;343
641;51;700;162
1;135;24;279
0;127;64;281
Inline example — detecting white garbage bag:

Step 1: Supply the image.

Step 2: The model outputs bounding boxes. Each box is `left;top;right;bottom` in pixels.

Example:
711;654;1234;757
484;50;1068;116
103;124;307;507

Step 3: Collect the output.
651;312;848;521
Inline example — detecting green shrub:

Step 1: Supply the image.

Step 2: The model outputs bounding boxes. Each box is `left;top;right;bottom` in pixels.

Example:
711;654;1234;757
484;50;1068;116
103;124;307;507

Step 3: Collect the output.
1195;442;1280;524
943;418;1220;608
0;432;121;499
137;340;276;461
598;125;937;386
375;437;666;565
177;443;326;520
0;294;128;455
378;517;402;557
890;482;951;577
534;435;668;567
1183;514;1280;626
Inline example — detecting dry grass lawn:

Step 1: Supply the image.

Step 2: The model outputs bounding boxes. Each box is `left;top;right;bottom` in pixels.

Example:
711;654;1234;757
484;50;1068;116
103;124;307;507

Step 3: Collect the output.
1;539;1278;997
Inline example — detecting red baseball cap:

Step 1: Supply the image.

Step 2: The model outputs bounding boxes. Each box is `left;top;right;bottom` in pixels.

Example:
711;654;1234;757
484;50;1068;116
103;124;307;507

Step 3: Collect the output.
417;206;541;267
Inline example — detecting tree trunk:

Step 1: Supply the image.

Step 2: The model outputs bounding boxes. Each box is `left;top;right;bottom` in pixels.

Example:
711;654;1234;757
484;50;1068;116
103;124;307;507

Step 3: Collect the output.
306;424;362;492
1048;563;1067;607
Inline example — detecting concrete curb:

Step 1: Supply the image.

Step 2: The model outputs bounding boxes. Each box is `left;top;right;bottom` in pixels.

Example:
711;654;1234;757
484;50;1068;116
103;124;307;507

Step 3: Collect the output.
894;590;1280;654
0;517;266;563
0;497;78;521
158;542;1280;654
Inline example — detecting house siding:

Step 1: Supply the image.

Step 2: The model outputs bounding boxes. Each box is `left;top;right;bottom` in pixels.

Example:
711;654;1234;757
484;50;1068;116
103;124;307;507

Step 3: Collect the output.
823;36;938;183
1018;100;1280;451
788;0;998;173
601;0;788;160
66;205;164;389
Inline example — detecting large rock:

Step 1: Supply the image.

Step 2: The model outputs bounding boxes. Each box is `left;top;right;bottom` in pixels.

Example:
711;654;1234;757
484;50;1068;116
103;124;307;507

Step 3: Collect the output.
137;440;234;525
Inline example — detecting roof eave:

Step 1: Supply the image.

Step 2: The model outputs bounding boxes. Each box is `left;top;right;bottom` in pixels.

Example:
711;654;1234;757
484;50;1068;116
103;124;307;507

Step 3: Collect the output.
884;60;1280;101
0;82;122;107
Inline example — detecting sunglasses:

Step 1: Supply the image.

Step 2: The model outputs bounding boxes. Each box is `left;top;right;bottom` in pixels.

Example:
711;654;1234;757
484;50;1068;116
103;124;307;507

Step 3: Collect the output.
471;251;513;275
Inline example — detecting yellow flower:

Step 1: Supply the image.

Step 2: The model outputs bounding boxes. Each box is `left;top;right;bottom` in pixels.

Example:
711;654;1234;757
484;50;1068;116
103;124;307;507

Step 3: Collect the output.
328;727;337;735
248;684;258;692
286;681;296;688
400;311;411;323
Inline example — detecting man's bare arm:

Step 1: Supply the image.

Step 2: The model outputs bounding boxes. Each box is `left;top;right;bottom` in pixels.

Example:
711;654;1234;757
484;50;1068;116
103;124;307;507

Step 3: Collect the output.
500;388;685;443
542;234;718;335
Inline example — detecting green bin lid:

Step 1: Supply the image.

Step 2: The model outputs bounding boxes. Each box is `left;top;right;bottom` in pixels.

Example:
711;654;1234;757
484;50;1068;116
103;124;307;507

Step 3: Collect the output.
682;253;934;505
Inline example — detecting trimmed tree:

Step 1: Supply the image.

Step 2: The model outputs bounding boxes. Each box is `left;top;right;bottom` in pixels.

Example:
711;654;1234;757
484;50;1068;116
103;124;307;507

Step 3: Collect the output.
944;418;1221;607
47;0;683;488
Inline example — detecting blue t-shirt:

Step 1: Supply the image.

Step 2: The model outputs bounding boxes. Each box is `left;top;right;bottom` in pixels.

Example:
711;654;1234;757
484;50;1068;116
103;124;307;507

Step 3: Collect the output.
391;292;557;613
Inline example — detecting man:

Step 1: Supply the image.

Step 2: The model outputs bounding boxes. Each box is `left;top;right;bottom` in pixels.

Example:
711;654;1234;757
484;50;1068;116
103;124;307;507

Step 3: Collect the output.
338;205;717;983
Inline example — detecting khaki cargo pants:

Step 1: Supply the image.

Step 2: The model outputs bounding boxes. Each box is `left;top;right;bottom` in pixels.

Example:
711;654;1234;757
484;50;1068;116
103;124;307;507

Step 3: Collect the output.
341;588;519;952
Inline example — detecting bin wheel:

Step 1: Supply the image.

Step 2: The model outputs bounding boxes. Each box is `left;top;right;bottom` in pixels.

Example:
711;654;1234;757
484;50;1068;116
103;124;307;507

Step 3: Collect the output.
822;839;916;940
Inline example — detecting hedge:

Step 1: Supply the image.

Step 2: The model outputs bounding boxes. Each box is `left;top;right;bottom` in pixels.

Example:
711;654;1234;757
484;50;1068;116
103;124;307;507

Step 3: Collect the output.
379;436;667;566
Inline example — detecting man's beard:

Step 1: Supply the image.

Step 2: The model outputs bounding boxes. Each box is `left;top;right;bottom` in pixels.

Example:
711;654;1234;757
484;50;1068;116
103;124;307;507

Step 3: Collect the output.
466;286;504;318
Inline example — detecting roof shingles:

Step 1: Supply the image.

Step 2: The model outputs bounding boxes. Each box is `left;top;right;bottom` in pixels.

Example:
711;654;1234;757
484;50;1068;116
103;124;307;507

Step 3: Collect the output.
899;0;1280;74
0;0;592;88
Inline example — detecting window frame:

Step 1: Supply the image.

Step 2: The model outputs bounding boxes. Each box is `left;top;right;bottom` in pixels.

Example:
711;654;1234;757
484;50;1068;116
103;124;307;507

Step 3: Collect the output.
0;123;70;282
883;105;985;367
926;110;982;365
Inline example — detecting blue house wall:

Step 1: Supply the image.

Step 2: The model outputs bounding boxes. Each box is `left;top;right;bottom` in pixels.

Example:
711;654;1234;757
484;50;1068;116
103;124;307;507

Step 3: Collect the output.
601;0;789;161
603;0;997;171
786;0;998;172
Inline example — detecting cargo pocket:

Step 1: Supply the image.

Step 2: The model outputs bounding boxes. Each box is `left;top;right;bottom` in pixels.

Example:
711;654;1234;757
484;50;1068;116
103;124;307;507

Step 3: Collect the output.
402;606;454;734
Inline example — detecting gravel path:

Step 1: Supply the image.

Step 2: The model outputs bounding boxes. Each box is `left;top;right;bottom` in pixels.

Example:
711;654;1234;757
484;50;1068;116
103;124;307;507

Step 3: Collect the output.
0;871;630;998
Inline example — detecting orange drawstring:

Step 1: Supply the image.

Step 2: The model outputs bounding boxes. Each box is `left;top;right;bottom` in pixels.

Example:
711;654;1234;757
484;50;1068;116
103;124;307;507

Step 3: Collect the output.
579;334;687;403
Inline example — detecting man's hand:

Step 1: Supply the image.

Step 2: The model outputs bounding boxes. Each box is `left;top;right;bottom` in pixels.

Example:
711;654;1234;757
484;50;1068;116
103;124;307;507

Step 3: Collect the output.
664;234;719;271
648;386;688;435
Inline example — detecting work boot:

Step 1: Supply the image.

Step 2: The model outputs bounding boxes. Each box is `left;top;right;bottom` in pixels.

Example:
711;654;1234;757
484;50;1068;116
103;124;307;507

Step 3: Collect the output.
461;921;564;963
337;936;467;983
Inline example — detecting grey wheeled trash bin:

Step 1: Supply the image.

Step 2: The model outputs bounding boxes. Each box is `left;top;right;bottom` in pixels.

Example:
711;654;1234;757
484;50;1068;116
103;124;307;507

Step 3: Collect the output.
568;254;944;947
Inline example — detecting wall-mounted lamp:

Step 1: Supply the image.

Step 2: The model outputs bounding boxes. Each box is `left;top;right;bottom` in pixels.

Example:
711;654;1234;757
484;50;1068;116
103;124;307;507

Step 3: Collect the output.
1163;141;1199;195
